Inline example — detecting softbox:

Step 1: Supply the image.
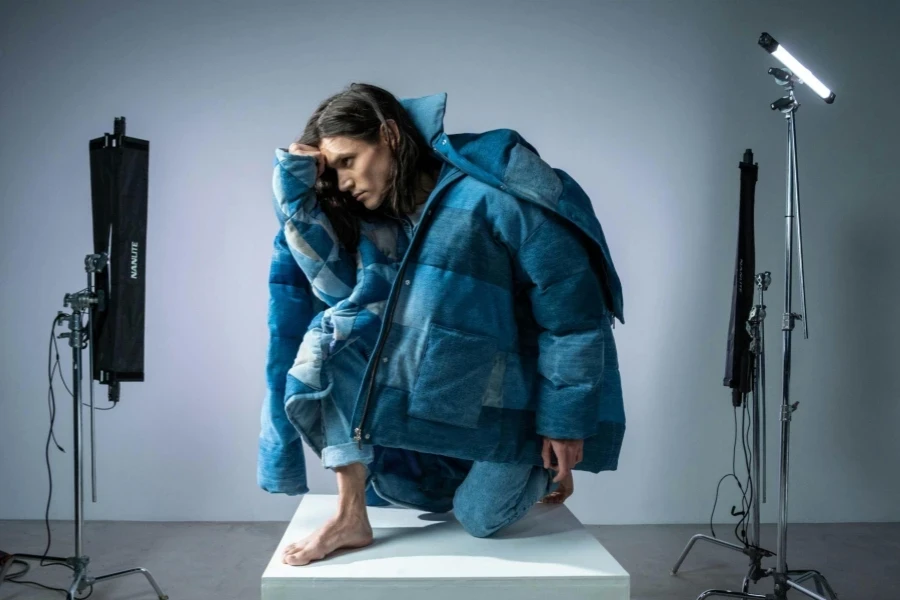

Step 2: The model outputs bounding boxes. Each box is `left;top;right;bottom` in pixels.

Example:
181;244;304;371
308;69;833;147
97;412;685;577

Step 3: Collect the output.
88;117;149;388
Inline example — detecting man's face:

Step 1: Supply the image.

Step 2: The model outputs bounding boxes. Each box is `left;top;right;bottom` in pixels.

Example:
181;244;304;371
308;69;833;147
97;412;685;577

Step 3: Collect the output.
319;121;397;211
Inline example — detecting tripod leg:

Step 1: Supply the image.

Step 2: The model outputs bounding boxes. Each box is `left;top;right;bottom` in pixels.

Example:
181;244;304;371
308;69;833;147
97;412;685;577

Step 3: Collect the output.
814;578;827;597
672;534;746;574
742;562;754;593
792;572;837;599
786;577;835;600
67;566;87;600
816;573;837;600
94;567;169;599
697;590;768;600
812;573;839;599
787;569;837;598
789;570;815;585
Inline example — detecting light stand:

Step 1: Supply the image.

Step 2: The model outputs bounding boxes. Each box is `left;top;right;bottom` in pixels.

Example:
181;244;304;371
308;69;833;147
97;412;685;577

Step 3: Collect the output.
765;43;838;599
0;254;168;600
673;32;840;600
671;272;774;594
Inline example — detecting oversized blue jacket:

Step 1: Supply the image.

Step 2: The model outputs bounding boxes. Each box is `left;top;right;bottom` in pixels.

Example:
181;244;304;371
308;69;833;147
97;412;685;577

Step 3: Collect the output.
258;92;625;496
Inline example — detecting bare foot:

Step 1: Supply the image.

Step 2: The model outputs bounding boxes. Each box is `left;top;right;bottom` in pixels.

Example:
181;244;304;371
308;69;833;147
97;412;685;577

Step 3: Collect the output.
539;471;574;504
281;511;374;566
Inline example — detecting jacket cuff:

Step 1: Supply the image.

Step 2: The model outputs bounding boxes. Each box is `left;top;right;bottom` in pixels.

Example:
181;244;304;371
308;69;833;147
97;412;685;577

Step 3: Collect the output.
257;437;309;495
321;441;375;470
534;378;600;440
257;476;309;496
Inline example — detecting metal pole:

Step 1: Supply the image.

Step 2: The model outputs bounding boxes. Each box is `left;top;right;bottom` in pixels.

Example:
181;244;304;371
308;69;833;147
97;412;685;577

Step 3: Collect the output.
776;104;798;580
751;302;761;548
760;280;767;505
72;309;85;560
89;270;98;503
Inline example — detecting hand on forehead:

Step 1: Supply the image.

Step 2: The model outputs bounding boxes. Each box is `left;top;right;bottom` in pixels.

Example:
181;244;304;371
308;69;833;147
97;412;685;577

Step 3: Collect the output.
319;137;364;168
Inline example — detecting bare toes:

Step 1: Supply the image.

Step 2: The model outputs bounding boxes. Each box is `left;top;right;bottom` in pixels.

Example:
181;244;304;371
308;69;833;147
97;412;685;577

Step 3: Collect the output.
284;550;308;566
286;545;326;566
282;541;307;557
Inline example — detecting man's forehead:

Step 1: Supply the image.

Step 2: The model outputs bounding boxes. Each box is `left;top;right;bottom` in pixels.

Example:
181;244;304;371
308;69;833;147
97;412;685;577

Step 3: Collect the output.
319;137;360;159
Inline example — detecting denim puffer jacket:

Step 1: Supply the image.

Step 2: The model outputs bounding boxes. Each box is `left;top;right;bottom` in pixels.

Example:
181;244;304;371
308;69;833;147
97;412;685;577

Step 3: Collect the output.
258;92;625;496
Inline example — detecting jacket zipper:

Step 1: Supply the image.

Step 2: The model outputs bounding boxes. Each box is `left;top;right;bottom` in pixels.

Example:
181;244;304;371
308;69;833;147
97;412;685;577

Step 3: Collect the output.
353;214;416;448
353;167;462;447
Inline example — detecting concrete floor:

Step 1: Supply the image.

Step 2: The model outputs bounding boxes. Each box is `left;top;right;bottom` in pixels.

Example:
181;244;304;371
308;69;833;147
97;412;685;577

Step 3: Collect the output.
0;519;897;599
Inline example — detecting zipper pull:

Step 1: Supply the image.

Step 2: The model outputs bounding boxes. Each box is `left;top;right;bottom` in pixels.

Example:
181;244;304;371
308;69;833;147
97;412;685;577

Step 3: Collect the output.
353;427;363;448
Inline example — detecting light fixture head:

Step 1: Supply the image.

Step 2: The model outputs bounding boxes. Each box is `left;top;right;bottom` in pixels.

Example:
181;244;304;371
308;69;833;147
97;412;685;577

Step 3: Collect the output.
759;32;835;104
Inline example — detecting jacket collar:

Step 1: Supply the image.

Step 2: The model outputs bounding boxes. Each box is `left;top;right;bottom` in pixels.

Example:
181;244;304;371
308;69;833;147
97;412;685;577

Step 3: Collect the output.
398;92;447;147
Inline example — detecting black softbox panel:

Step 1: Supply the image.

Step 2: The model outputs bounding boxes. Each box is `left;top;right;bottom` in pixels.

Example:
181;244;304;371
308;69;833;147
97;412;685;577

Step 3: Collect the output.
88;119;149;385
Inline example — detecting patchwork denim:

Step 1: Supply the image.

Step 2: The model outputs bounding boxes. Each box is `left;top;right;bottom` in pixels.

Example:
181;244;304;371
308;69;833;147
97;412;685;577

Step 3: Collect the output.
369;454;561;538
286;333;561;530
258;91;626;496
283;329;376;470
452;461;561;538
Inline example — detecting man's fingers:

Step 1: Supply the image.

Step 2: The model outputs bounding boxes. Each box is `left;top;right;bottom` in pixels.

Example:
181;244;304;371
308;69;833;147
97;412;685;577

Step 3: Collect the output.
541;438;585;482
552;452;571;483
553;464;570;483
542;438;551;470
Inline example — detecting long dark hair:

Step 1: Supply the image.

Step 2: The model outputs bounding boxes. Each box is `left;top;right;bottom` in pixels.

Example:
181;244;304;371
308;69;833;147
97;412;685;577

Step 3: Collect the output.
295;83;443;252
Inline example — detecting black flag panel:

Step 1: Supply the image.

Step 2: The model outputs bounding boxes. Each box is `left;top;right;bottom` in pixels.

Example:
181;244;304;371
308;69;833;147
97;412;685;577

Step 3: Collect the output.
88;120;149;385
724;149;758;406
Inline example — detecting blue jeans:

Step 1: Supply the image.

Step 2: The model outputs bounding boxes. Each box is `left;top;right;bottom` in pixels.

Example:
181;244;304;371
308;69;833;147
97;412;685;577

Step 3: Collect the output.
310;335;560;538
450;460;561;537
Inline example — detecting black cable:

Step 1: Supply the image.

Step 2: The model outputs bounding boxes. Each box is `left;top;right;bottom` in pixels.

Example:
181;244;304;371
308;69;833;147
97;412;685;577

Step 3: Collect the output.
52;314;116;412
735;394;753;546
3;560;94;598
709;405;745;539
1;559;30;579
735;397;746;544
709;386;772;558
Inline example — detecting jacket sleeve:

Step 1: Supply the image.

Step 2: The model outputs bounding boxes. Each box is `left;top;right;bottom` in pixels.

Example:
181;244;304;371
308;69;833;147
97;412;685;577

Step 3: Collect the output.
257;226;315;495
272;148;357;306
256;151;324;496
271;148;379;362
511;209;614;441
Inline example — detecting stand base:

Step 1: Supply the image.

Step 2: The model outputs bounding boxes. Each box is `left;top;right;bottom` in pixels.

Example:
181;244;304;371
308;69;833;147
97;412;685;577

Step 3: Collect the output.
670;534;839;600
694;569;839;600
672;534;774;592
0;552;168;599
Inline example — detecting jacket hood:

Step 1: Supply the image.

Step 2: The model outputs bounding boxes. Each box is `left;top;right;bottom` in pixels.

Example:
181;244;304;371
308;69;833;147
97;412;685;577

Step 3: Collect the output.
398;92;624;324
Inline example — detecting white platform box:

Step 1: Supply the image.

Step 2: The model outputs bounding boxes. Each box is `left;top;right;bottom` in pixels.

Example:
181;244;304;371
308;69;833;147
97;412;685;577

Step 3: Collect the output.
262;493;630;600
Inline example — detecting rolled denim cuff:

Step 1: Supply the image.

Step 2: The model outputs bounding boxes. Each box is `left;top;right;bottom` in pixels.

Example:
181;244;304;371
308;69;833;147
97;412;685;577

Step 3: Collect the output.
321;441;374;470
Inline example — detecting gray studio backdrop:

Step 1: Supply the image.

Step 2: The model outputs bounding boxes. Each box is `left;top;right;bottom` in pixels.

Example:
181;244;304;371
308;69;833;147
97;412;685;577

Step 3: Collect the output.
1;0;898;523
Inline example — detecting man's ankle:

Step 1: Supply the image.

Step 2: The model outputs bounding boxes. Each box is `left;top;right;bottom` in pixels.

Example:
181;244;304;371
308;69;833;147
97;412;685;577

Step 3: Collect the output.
335;462;369;517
